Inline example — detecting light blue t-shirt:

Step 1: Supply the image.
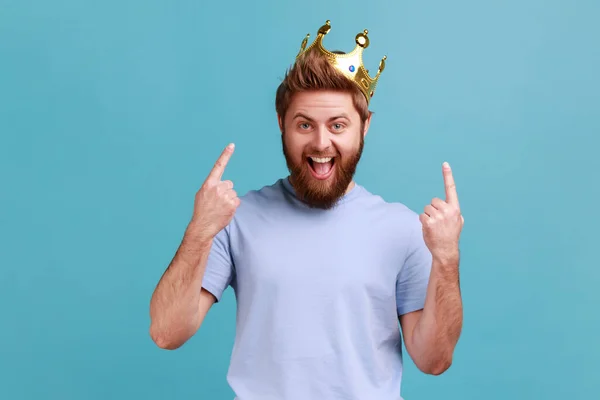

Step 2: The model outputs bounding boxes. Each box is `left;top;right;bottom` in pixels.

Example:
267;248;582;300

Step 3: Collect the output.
202;177;432;400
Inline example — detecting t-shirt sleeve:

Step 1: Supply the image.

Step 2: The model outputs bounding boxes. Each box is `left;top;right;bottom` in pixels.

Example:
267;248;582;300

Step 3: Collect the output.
396;215;432;316
201;226;234;302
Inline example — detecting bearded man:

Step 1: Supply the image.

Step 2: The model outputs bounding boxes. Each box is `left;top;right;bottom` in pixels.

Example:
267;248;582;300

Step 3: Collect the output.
149;20;464;400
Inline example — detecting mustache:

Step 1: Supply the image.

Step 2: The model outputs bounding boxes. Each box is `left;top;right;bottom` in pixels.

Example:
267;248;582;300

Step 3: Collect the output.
304;150;339;158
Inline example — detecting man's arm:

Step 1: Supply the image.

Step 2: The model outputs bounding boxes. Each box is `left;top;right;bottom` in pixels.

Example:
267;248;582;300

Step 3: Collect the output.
399;254;462;375
149;143;239;350
398;161;464;375
149;225;217;350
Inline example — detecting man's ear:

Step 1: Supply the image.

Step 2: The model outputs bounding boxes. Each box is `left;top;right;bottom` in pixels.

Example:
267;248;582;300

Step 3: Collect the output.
362;111;373;138
277;114;284;134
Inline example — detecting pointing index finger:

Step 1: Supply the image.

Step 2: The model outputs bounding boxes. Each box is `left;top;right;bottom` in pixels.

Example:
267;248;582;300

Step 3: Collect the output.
442;161;460;208
207;143;235;182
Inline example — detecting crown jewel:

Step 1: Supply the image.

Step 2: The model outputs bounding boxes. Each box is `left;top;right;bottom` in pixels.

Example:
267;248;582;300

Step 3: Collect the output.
296;20;387;104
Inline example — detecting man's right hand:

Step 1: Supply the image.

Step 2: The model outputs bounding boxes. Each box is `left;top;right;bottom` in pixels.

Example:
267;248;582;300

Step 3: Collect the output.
189;143;239;241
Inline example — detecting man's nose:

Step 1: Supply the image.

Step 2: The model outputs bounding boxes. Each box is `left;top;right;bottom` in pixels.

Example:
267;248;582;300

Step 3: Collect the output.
311;127;332;151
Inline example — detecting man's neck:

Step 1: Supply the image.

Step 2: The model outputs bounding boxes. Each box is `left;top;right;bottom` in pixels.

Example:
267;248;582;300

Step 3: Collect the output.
345;180;356;194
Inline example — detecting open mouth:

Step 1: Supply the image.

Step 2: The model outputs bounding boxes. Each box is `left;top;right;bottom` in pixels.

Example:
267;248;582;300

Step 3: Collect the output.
307;156;335;180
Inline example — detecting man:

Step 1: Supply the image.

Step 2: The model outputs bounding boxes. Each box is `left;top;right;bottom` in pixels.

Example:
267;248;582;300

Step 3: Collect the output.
149;20;464;400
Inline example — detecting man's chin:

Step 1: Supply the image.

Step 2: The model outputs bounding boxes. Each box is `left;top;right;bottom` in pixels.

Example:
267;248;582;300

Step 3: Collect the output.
291;170;349;209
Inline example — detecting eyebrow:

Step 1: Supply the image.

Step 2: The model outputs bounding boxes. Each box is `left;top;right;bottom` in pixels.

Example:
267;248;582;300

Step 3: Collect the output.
292;112;314;122
292;112;351;122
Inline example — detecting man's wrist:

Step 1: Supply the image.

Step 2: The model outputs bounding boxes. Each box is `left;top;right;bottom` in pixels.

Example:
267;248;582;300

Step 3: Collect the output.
185;219;213;246
173;222;213;267
432;249;460;269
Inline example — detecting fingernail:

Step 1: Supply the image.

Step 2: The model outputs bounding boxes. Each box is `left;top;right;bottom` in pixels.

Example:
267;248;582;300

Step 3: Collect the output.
443;161;450;168
227;143;235;149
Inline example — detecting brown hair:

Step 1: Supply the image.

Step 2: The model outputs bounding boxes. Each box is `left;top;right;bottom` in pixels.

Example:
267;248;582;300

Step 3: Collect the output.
275;50;371;124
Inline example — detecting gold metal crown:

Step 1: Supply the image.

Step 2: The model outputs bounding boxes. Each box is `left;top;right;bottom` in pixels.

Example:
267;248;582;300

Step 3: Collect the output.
296;20;387;104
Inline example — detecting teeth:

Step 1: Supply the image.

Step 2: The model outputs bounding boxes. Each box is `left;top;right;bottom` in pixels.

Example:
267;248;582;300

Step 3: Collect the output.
310;157;332;163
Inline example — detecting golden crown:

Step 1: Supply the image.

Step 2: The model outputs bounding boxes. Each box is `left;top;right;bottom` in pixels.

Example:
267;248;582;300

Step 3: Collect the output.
296;20;387;104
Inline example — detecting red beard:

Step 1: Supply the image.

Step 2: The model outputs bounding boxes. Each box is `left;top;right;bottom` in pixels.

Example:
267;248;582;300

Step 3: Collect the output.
281;134;364;209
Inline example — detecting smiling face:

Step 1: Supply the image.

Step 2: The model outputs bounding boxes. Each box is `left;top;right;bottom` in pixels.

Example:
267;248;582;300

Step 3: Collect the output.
280;90;371;209
274;48;372;208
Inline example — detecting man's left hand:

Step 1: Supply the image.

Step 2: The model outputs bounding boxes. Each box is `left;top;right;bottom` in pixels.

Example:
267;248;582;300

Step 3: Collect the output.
420;162;464;265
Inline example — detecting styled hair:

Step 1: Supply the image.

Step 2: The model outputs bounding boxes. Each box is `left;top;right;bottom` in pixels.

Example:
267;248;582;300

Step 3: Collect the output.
275;50;371;123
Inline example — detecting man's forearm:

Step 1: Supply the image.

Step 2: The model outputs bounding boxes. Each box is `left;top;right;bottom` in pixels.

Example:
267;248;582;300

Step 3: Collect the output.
149;223;213;348
410;254;463;374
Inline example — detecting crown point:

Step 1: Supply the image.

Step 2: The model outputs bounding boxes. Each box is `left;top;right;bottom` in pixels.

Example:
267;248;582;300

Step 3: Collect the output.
319;20;331;35
355;32;369;48
378;55;387;74
364;29;369;35
298;33;310;54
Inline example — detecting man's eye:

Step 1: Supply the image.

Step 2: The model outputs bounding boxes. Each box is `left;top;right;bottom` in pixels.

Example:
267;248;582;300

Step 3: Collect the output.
299;123;311;130
332;123;344;130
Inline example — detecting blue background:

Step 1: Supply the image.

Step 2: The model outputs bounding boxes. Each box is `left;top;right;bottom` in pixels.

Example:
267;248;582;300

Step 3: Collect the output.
1;0;598;399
